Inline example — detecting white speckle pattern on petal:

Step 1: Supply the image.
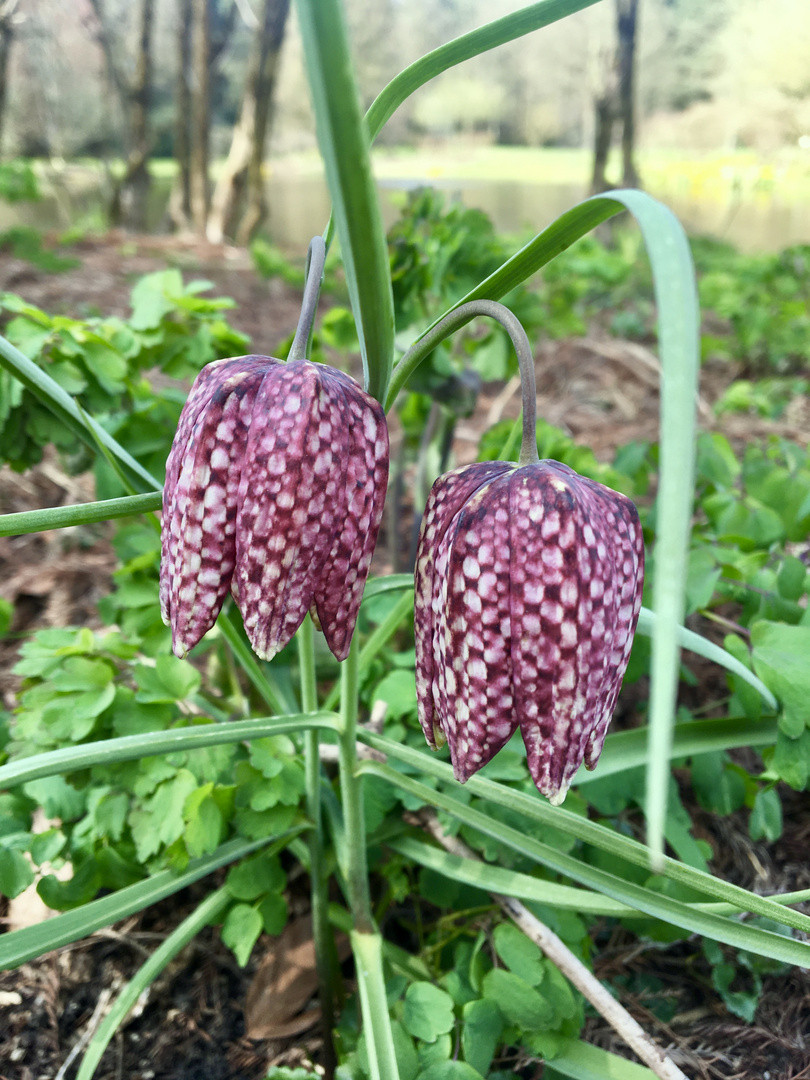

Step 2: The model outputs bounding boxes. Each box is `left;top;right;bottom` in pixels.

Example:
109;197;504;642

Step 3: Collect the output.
160;355;389;664
414;457;644;804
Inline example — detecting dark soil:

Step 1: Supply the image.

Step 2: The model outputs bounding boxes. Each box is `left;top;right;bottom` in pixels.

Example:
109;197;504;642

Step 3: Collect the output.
1;233;809;1080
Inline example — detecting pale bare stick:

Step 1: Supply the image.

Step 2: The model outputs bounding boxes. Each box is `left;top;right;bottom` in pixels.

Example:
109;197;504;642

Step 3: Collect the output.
419;810;690;1080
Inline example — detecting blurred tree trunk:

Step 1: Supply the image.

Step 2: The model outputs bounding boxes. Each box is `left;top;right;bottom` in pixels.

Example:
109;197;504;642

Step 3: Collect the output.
171;0;193;229
206;0;290;244
189;0;211;233
89;0;156;231
590;85;615;194
0;1;19;158
616;0;640;188
590;0;641;195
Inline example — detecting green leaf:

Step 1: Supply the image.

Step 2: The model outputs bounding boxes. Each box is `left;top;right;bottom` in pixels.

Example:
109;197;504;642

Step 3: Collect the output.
401;981;455;1043
38;858;102;910
777;555;807;601
296;0;394;402
461;997;502;1076
365;1;601;145
221;902;263;967
482;968;554;1030
184;785;225;858
30;828;66;866
545;1039;660;1080
749;788;783;843
226;853;286;901
372;670;418;721
258;892;288;935
419;1063;485;1080
752;621;810;734
492;922;545;986
0;847;34;898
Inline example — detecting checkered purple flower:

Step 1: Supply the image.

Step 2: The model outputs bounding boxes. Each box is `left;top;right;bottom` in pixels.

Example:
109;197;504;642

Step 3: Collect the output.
160;354;389;662
414;458;644;804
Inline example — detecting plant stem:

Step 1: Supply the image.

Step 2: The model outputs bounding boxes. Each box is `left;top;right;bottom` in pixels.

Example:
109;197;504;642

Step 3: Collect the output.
299;615;338;1079
289;235;326;362
337;634;373;933
336;636;401;1079
387;300;540;466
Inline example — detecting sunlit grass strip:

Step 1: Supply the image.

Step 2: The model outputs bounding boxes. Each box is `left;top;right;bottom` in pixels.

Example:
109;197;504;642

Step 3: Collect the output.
0;332;161;492
0;492;163;537
364;0;601;143
550;1040;662;1080
0;833;302;969
361;733;810;935
76;887;230;1080
0;714;340;790
295;0;394;403
363;763;810;968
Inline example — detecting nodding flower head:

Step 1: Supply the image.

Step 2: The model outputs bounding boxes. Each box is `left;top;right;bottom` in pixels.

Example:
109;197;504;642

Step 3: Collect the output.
160;354;389;663
414;458;644;805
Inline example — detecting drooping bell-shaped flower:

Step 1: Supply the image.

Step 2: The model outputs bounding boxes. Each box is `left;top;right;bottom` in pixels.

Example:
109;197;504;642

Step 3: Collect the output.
414;458;644;804
160;353;389;662
411;299;644;805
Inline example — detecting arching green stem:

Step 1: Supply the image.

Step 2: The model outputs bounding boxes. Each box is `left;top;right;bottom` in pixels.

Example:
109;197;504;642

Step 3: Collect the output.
288;235;326;362
388;300;538;465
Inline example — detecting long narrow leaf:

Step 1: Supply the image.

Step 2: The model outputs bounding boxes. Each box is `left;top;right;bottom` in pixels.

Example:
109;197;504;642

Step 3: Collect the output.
295;0;394;402
546;1040;660;1080
363;763;810;967
77;888;230;1080
365;1;602;145
636;607;777;709
0;492;163;537
0;833;302;968
390;836;634;915
360;733;810;935
0;714;340;789
0;333;161;492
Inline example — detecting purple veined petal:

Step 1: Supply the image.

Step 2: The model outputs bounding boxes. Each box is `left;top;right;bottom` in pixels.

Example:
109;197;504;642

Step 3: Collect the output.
582;491;645;769
414;461;513;749
442;472;518;783
511;462;644;803
163;366;268;656
234;362;345;661
309;369;389;662
160;355;281;625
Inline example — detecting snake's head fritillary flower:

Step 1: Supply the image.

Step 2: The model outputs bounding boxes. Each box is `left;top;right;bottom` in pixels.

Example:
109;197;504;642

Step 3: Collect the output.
160;354;389;663
414;458;644;805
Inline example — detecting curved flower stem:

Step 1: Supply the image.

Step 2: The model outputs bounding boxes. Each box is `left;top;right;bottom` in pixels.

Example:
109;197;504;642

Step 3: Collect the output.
289;235;327;362
299;617;338;1078
386;299;539;466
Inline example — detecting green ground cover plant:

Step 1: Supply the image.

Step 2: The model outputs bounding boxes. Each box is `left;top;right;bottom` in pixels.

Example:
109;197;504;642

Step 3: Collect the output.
0;1;808;1078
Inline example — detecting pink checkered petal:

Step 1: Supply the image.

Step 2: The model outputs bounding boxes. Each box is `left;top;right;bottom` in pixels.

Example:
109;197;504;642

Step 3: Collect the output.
161;362;271;656
414;461;512;748
160;355;280;625
309;369;389;662
442;472;518;782
234;362;341;661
